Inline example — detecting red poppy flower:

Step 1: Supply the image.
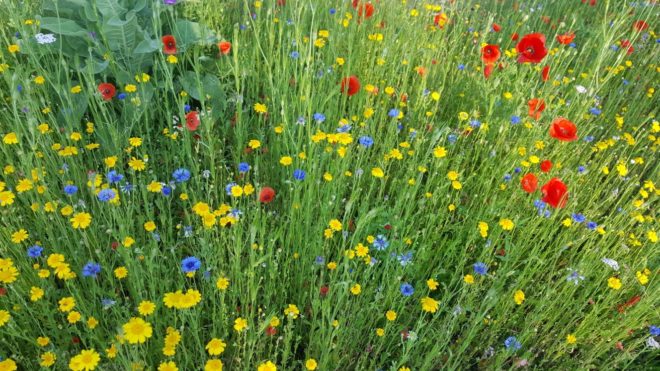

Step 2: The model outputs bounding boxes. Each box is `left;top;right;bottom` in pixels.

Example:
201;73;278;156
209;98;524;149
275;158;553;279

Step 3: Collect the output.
511;32;519;41
492;23;501;32
633;20;648;32
541;178;568;208
549;117;578;142
355;1;374;19
521;173;538;193
527;98;546;120
162;35;177;55
621;39;634;55
433;13;448;28
541;65;550;82
259;187;276;203
185;111;200;131
516;33;548;63
556;32;575;45
265;326;277;336
98;83;116;101
582;0;596;5
340;75;361;96
481;44;501;65
218;41;231;55
540;160;552;173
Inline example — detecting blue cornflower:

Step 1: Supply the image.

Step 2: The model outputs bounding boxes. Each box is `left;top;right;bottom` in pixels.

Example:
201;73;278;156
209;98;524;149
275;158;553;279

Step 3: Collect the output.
650;325;660;336
388;109;400;118
514;167;522;174
458;64;465;70
329;8;336;14
101;298;116;309
503;174;512;182
117;93;127;100
572;213;586;223
337;124;352;133
97;188;116;202
510;115;521;125
473;262;488;275
293;169;306;181
448;134;458;144
584;135;594;142
181;256;201;273
359;136;374;147
107;170;124;184
184;104;191;112
504;336;521;351
400;283;414;297
313;113;326;122
578;165;586;174
290;51;299;59
238;162;250;173
586;221;598;230
161;186;172;196
315;256;325;265
469;119;481;128
373;235;389;250
397;251;413;266
82;262;101;278
567;269;585;285
172;168;191;183
183;226;193;237
120;182;134;193
27;245;43;258
64;185;78;195
589;107;602;115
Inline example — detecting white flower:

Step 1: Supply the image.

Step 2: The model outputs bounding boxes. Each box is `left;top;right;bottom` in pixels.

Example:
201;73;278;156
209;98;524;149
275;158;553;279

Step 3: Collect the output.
575;85;587;94
601;258;619;271
646;337;659;349
35;33;56;44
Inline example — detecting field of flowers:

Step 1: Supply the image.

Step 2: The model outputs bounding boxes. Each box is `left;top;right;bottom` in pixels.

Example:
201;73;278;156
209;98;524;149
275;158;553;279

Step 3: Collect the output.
0;0;658;369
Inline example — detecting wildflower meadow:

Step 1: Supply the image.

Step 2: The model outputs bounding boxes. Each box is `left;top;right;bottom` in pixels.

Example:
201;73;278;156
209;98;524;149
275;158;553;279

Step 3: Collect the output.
0;0;658;369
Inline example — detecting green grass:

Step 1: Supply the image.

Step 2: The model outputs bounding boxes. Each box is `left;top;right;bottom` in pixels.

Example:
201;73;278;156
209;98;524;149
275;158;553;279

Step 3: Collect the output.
0;0;658;369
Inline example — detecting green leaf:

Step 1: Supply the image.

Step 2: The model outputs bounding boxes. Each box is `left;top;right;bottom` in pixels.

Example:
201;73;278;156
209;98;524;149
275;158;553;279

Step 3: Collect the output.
39;17;88;36
94;0;126;18
77;58;109;74
133;38;160;54
102;11;137;51
173;20;214;47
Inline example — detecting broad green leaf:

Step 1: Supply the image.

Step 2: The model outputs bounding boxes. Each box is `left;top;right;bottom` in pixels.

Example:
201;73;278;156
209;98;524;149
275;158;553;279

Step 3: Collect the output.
94;0;126;18
39;17;87;36
133;38;160;54
102;11;137;52
173;20;214;47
